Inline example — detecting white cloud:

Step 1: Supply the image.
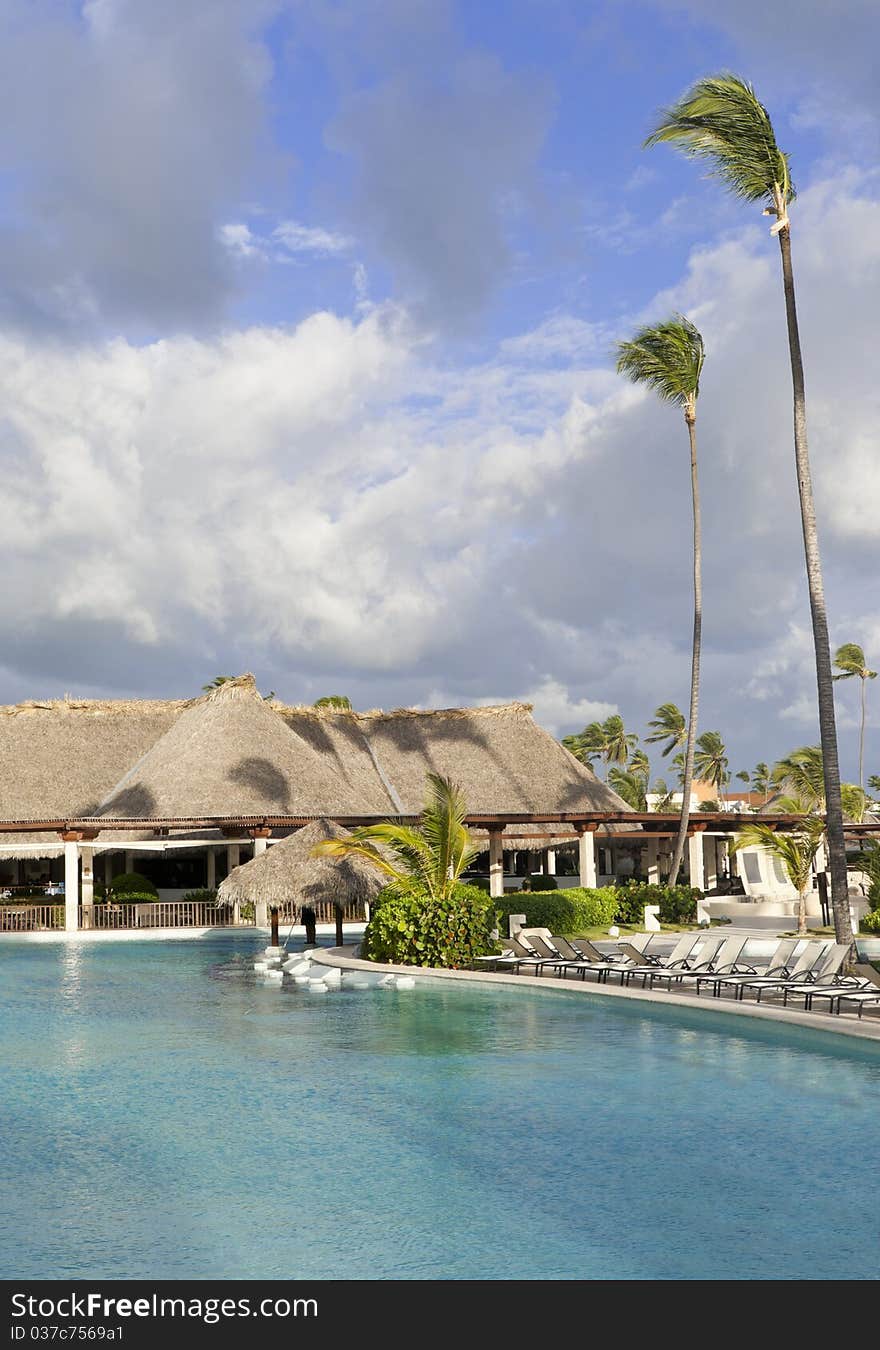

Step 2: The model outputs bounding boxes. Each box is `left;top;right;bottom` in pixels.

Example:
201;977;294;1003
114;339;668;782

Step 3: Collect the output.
273;221;354;257
1;169;879;779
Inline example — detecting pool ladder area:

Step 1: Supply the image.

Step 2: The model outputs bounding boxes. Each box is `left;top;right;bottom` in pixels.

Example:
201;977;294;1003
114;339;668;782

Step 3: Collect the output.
252;946;416;992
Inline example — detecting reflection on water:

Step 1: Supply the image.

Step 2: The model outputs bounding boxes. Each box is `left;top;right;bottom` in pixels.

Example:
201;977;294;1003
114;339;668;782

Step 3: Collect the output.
1;931;879;1282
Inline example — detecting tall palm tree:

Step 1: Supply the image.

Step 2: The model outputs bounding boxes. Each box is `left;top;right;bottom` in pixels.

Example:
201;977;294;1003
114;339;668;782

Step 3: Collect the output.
732;795;825;935
562;722;605;770
564;715;636;777
833;643;876;790
617;317;705;884
772;745;825;806
629;748;651;779
311;773;478;902
694;731;729;800
751;762;771;801
645;702;687;758
646;72;850;944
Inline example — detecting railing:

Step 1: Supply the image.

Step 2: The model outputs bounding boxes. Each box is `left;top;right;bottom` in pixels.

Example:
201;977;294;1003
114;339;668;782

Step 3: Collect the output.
0;903;66;931
0;898;367;932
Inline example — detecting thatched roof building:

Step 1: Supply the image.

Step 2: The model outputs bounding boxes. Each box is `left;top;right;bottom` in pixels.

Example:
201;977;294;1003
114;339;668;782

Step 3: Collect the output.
217;819;384;912
0;674;630;827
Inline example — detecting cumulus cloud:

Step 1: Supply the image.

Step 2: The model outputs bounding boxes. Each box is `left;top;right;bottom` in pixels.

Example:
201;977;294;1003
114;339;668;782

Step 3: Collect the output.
326;53;555;325
0;168;878;778
0;0;278;333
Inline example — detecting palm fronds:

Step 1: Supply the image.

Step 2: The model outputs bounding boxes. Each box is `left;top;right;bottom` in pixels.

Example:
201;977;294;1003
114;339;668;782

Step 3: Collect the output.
645;73;794;209
616;315;704;408
645;702;687;757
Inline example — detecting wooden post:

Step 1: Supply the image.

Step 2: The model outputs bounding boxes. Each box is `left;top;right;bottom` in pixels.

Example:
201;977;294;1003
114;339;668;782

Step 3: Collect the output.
489;828;505;898
335;905;344;949
270;907;279;946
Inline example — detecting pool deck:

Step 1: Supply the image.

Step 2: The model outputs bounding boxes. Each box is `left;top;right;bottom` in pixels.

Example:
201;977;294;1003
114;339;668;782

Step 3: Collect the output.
312;945;880;1045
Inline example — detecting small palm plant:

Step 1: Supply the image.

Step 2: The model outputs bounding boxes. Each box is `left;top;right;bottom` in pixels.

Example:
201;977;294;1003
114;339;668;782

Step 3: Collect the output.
732;796;825;935
833;644;876;790
616;316;705;884
645;73;849;943
311;773;479;903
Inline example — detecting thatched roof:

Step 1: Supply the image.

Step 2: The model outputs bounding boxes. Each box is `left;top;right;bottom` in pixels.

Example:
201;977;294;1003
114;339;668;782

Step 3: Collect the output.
0;673;632;827
217;819;385;909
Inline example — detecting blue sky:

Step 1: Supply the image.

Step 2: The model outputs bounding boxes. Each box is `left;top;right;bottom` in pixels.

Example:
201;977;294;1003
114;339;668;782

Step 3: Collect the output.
0;0;878;784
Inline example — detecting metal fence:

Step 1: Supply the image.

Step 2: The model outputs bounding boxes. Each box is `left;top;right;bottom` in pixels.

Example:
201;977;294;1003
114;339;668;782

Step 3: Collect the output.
0;898;367;932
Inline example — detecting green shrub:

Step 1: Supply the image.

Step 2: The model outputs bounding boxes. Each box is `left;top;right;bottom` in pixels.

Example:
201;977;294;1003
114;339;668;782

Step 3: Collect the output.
241;901;255;922
180;889;218;904
362;882;497;968
493;887;619;935
108;872;159;897
464;875;490;892
860;909;880;933
102;892;157;906
615;882;700;925
524;874;558;892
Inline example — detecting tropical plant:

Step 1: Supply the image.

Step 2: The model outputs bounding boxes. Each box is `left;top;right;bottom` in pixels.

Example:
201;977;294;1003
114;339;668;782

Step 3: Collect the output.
735;770;750;785
493;888;619;935
732;795;825;935
313;695;353;709
361;883;496;967
751;762;771;800
202;674;275;699
563;715;636;775
645;702;687;757
106;871;159;898
833;643;876;790
646;72;849;942
607;767;649;812
869;774;880;798
772;745;825;807
854;840;880;910
694;731;729;795
616;317;705;886
629;748;651;778
841;784;868;824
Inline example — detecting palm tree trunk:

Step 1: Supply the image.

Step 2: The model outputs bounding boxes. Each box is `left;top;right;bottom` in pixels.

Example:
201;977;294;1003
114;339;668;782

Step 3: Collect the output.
778;227;850;946
797;885;807;936
859;676;866;791
669;415;701;887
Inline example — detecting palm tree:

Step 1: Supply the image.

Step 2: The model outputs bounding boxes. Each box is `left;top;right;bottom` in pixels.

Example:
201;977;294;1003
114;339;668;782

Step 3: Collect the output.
833;643;876;790
751;762;771;801
772;745;825;806
735;770;750;786
650;778;676;813
310;773;478;903
629;748;651;779
869;774;880;800
732;795;825;935
645;702;687;758
616;318;705;884
314;695;353;710
694;731;729;800
646;72;849;943
564;715;636;776
607;767;649;812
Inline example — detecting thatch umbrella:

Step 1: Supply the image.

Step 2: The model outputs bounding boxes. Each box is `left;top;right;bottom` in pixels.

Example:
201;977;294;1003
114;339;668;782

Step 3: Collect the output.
217;819;385;946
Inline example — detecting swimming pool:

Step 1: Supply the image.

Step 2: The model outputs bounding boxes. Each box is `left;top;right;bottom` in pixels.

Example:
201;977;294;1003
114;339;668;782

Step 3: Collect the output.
2;932;878;1281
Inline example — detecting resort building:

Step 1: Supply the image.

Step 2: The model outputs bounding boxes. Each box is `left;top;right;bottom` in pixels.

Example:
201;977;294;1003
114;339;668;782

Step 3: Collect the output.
0;674;632;930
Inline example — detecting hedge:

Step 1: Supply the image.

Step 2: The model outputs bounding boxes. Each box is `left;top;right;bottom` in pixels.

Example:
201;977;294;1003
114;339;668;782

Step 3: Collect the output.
106;872;159;897
861;910;880;933
614;883;700;925
362;882;497;968
493;887;619;934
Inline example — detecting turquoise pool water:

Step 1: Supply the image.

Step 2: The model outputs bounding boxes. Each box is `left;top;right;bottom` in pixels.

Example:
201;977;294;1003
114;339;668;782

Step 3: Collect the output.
2;932;879;1281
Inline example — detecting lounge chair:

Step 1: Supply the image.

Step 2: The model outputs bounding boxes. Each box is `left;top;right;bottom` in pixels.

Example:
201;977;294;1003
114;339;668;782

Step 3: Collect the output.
653;939;750;993
813;964;880;1018
618;933;720;988
725;941;834;1002
694;938;800;998
773;948;867;1011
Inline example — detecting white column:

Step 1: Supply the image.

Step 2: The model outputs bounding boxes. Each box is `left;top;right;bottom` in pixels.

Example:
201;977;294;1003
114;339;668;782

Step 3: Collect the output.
545;848;556;876
124;850;134;873
645;837;659;884
489;829;505;899
80;847;94;930
577;829;597;889
687;833;705;890
205;849;216;890
64;841;79;933
704;835;718;890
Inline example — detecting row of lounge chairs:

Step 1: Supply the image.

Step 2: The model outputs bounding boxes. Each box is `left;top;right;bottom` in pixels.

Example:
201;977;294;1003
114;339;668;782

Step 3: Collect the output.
474;931;880;1019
